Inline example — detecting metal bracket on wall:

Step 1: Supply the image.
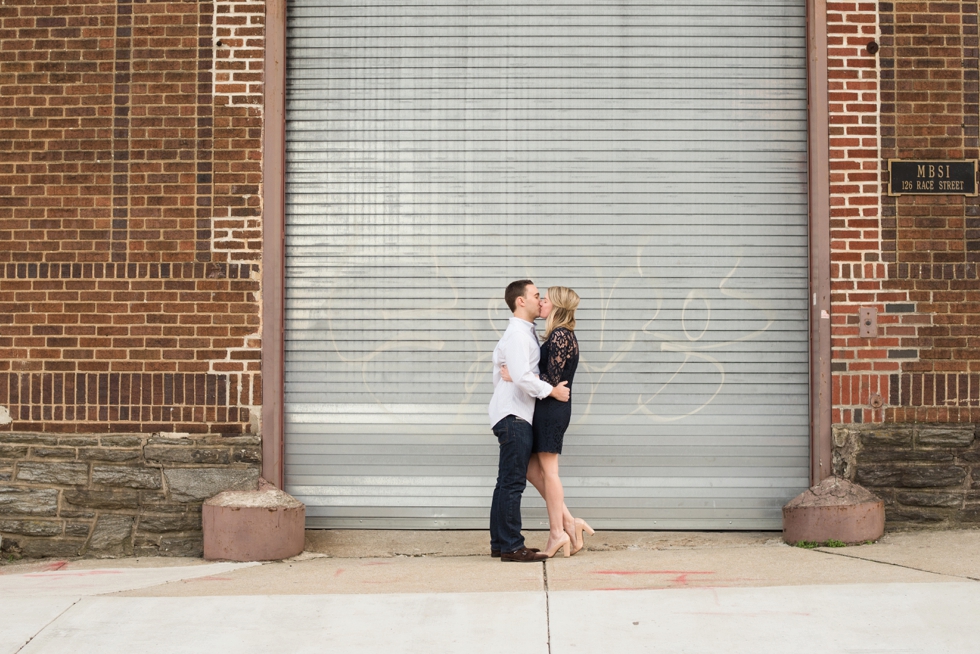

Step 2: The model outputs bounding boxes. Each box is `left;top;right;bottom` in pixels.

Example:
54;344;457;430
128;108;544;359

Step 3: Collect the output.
859;307;877;338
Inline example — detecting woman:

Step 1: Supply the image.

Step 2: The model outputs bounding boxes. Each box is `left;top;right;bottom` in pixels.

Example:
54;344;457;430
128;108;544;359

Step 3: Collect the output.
502;286;593;557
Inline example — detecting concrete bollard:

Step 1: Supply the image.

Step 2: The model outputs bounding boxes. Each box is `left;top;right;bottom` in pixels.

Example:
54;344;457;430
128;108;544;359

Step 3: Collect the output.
782;477;885;546
202;478;306;561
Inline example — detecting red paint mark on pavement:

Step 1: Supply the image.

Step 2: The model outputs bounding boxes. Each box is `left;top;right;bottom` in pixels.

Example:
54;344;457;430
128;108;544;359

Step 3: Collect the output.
592;570;715;585
2;560;69;576
593;570;714;575
334;569;345;577
24;570;123;578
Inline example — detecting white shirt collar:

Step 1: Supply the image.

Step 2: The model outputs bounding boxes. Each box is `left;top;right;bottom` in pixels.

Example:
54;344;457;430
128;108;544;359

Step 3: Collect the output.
509;316;538;337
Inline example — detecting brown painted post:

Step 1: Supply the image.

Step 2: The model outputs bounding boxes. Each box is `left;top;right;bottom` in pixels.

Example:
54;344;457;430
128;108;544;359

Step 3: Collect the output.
807;0;833;485
261;0;287;487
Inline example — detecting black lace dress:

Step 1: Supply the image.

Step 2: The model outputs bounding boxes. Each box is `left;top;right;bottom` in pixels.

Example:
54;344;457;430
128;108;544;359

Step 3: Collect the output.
532;327;579;454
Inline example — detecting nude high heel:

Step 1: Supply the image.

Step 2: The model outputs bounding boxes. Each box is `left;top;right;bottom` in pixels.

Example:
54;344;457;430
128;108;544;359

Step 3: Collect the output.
572;519;595;554
543;533;571;558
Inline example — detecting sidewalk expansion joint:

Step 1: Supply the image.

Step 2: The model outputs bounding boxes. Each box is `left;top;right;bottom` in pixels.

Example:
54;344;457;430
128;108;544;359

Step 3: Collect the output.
812;548;980;583
543;561;551;654
14;598;80;654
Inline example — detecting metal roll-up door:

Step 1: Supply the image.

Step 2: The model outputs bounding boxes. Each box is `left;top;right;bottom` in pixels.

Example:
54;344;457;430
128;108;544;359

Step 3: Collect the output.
284;0;810;529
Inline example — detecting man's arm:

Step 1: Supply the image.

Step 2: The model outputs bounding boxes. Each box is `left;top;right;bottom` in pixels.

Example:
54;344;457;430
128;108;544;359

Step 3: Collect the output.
533;333;571;402
499;364;568;401
501;332;570;401
491;345;502;388
501;333;552;400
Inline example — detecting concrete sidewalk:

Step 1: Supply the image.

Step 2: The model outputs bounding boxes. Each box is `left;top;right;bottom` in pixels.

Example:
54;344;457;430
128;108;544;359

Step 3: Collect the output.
1;529;978;653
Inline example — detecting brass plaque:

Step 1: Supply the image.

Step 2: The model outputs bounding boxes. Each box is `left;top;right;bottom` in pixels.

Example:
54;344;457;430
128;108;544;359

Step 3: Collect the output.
888;159;978;196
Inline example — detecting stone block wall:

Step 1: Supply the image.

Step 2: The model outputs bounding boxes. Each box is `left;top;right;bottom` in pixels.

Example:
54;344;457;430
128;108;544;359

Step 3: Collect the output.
0;432;260;558
833;423;980;527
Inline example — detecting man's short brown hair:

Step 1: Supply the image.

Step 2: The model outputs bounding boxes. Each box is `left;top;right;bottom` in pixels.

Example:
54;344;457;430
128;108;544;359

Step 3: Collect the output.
505;279;534;313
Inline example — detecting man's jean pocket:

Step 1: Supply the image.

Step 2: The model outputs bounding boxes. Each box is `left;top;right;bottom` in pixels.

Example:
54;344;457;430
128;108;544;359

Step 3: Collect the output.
493;415;527;446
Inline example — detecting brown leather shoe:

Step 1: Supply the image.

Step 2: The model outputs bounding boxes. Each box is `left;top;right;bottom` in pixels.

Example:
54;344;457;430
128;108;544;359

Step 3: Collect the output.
492;547;539;558
500;547;548;562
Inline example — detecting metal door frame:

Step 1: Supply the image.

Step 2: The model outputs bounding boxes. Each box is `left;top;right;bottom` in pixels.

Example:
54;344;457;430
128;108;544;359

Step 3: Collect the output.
260;0;833;490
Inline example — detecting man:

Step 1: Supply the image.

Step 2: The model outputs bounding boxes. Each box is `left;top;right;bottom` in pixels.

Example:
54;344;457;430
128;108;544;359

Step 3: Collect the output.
489;280;570;562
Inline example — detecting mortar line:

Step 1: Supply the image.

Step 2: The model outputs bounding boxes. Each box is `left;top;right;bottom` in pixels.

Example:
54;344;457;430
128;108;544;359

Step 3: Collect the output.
812;548;980;583
543;561;551;654
14;597;81;654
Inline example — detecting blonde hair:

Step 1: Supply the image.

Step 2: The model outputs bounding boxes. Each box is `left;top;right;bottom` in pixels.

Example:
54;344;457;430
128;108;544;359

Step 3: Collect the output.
544;286;580;339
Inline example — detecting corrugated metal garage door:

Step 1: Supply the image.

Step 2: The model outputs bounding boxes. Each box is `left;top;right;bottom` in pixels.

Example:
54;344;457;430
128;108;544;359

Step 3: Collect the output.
284;0;810;529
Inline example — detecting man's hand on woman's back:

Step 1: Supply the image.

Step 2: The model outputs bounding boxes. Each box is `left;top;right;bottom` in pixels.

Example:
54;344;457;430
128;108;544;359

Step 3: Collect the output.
549;381;569;402
503;365;568;401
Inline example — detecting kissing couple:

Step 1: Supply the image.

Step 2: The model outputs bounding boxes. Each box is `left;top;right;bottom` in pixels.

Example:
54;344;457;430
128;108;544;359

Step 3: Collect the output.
488;279;594;562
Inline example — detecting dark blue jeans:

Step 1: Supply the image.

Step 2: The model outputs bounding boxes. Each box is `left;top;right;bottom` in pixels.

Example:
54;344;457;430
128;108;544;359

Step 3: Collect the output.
490;414;533;553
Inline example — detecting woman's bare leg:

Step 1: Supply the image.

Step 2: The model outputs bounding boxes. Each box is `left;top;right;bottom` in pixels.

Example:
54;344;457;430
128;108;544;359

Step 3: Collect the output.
535;452;572;551
527;454;576;540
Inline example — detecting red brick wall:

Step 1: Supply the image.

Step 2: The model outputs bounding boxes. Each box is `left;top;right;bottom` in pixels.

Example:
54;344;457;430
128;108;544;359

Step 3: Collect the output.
880;1;980;423
0;0;263;434
831;1;980;424
828;1;892;424
3;0;979;434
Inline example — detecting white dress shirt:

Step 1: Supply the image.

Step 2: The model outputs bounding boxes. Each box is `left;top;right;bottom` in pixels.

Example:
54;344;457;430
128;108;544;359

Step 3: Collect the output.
488;317;553;428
